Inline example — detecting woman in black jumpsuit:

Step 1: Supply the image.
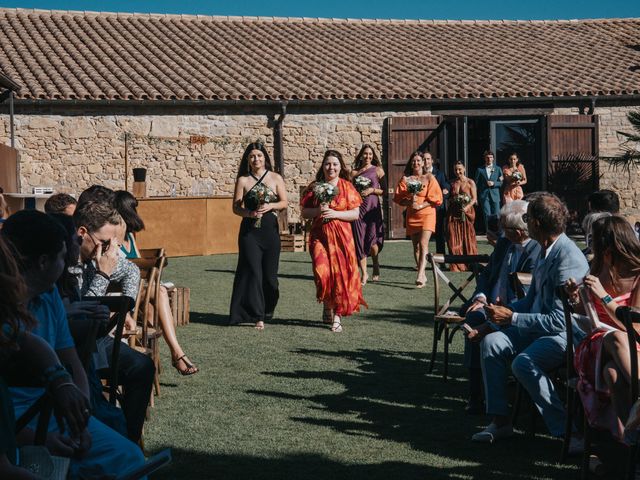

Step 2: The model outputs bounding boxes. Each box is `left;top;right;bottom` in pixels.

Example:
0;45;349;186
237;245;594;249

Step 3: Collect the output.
229;142;288;329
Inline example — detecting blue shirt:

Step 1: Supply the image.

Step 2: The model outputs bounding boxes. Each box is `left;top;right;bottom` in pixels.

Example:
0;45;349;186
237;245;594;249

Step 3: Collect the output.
10;287;75;417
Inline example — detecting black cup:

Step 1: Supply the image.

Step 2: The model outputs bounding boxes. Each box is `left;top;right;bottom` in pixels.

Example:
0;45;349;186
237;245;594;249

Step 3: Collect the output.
133;168;147;182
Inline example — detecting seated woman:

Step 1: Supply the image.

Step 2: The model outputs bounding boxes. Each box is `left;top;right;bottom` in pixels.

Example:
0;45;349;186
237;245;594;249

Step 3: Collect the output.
114;190;198;375
566;215;640;439
0;235;91;479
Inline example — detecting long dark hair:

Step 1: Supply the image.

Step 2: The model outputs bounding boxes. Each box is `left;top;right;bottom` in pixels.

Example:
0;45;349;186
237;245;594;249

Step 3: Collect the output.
353;144;381;170
236;142;273;178
591;216;640;288
49;213;81;301
315;150;350;182
114;190;145;235
0;236;34;350
403;151;426;176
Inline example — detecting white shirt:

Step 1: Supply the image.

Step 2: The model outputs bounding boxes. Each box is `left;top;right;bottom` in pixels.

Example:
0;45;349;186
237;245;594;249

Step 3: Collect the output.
485;165;494;182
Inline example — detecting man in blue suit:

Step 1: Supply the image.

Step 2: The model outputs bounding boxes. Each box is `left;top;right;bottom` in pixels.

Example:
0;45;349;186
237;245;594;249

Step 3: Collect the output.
462;200;541;414
471;193;589;444
423;153;450;254
474;150;503;233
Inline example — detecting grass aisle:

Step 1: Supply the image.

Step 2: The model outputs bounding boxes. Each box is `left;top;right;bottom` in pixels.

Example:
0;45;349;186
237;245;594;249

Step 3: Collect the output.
145;241;576;479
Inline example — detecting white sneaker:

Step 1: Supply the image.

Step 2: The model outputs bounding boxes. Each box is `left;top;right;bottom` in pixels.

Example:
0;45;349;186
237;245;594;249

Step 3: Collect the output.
471;422;514;443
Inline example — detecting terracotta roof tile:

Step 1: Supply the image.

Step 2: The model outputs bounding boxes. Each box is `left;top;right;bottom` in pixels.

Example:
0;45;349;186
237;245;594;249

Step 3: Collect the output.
0;8;639;102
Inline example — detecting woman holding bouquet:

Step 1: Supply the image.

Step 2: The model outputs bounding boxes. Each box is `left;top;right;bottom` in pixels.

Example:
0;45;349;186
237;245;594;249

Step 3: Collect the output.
502;153;527;203
447;162;478;271
230;142;288;330
301;150;366;332
393;151;443;288
350;144;386;286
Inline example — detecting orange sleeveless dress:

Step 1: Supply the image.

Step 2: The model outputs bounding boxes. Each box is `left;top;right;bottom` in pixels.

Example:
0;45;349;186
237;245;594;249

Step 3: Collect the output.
393;176;443;235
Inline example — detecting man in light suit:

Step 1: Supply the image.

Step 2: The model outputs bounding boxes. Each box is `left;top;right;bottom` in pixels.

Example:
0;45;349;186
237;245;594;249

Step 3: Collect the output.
462;200;541;414
471;193;589;443
423;152;450;254
474;150;503;233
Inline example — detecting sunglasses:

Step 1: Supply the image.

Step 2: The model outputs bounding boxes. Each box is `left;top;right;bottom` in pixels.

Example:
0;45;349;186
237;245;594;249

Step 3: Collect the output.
88;232;111;254
522;213;530;223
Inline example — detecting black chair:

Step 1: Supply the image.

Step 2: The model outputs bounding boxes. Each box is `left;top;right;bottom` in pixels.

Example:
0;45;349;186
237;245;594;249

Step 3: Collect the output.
82;295;135;405
427;253;489;381
559;288;580;462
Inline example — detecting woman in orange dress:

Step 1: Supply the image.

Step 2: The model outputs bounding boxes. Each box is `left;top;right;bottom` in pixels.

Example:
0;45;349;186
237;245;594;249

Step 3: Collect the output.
301;150;367;333
393;151;443;288
447;162;478;272
501;153;527;203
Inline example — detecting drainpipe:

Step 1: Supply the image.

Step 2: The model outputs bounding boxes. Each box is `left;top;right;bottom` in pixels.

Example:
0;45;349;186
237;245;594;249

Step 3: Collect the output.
273;102;287;232
9;91;15;148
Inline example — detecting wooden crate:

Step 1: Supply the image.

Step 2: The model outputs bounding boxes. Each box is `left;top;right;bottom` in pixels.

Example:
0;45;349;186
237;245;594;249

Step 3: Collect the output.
280;233;305;252
168;286;190;326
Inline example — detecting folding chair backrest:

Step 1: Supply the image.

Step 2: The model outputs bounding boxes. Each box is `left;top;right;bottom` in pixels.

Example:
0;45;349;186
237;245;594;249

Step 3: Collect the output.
510;272;533;300
139;248;165;260
130;258;160;347
559;287;577;381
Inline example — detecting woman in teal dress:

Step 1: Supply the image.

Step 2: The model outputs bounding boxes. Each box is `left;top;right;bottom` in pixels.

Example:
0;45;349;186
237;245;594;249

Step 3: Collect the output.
114;190;198;375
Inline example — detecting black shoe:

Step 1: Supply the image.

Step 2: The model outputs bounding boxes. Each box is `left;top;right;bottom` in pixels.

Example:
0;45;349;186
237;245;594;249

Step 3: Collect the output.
465;399;484;415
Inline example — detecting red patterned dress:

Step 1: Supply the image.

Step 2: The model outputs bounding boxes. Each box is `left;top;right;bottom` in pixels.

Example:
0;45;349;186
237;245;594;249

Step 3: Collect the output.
301;178;367;316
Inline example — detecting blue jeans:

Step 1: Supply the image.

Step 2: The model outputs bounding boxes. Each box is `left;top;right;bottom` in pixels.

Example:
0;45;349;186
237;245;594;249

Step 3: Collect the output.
480;326;567;437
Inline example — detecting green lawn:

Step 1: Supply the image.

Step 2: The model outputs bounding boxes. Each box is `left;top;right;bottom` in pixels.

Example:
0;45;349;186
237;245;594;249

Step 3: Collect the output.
143;240;577;479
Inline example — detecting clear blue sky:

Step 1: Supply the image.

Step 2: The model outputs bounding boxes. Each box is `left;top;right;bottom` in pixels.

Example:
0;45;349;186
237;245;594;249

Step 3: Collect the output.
0;0;639;20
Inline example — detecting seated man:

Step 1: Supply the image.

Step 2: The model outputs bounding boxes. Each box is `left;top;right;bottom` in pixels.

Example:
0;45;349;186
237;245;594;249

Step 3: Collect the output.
2;210;145;479
472;193;589;443
72;200;153;444
462;200;540;414
44;193;77;216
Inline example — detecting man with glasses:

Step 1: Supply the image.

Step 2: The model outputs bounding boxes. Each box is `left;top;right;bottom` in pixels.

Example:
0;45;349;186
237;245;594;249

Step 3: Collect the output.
461;200;540;414
472;193;588;448
73;200;154;445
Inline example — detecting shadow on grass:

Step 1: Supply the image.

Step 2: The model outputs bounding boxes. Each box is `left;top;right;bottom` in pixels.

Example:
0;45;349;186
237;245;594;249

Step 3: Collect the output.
190;312;329;330
242;347;576;480
148;448;556;480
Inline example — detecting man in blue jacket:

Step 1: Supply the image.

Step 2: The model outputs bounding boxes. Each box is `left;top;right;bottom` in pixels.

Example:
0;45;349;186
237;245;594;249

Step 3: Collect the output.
424;152;450;254
474;150;503;233
462;200;541;414
471;193;589;445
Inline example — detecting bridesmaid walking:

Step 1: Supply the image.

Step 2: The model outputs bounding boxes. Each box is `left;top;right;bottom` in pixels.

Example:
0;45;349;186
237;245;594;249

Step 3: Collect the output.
447;162;478;272
229;142;288;330
393;151;443;288
350;144;385;286
301;150;367;332
502;153;527;203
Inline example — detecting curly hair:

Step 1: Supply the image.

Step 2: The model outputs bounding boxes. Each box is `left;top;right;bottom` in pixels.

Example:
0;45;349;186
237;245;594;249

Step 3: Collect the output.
0;236;34;350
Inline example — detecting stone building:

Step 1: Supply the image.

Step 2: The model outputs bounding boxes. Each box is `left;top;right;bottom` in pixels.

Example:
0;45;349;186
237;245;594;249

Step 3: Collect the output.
0;9;639;236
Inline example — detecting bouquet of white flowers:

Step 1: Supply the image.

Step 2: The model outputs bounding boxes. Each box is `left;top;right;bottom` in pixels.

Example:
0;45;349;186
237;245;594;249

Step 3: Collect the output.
354;176;372;193
313;182;339;222
454;193;472;221
511;171;523;182
406;179;423;195
246;184;274;228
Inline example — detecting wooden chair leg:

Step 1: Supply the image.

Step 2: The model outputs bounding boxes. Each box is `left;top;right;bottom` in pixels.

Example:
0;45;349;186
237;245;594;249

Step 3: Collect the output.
429;320;441;374
512;382;522;429
443;324;450;382
561;387;574;462
582;415;592;480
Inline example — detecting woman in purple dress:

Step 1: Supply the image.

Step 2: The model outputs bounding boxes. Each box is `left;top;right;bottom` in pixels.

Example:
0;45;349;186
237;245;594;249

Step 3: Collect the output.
350;144;385;286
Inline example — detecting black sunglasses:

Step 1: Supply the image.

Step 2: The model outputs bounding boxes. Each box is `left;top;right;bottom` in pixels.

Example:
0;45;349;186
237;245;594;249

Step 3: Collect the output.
88;233;111;253
522;213;530;223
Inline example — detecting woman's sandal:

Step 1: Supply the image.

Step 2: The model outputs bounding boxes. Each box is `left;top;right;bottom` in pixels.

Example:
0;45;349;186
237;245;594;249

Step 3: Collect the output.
330;315;343;333
372;266;380;282
322;308;334;324
172;355;199;376
255;320;265;330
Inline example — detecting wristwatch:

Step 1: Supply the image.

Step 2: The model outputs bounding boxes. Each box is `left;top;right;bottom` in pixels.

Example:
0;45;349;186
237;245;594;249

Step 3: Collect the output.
600;294;613;305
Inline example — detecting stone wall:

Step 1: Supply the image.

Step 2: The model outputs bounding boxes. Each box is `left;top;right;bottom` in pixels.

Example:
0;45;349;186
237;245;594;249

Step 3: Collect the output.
0;109;432;221
1;103;639;222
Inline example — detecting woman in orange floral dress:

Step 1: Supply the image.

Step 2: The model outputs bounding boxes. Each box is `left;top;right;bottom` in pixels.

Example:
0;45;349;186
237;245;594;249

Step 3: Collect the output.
501;153;527;203
301;150;367;332
447;162;478;272
393;151;443;288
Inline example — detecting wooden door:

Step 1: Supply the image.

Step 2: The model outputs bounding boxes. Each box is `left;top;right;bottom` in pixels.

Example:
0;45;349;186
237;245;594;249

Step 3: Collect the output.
546;114;599;232
385;116;441;239
0;144;18;192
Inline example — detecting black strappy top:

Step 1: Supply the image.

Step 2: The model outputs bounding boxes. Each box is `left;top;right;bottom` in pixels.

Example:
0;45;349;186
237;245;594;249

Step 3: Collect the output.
243;171;279;211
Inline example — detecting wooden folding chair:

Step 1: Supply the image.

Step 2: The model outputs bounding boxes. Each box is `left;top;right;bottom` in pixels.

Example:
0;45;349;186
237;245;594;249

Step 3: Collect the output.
427;253;490;381
130;257;163;400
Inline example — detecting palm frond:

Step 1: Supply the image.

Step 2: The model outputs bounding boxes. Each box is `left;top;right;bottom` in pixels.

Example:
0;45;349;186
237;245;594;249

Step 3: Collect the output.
601;109;640;171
